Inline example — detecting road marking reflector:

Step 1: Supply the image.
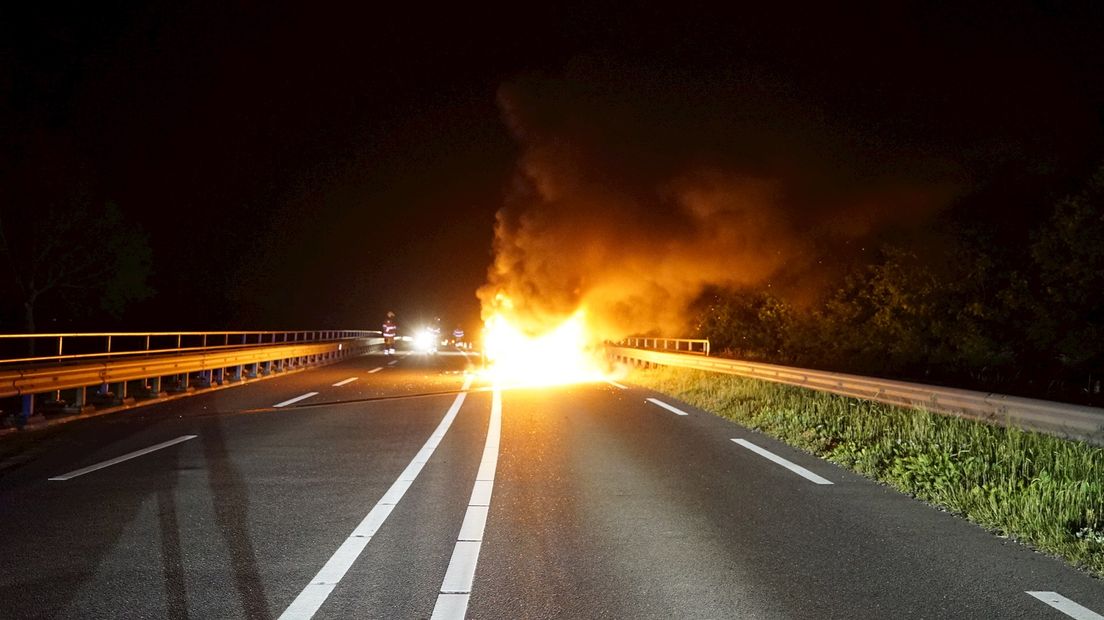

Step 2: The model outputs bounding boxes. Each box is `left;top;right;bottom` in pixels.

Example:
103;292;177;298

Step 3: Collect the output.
431;387;502;620
367;367;383;374
278;375;475;620
332;377;358;387
49;435;197;481
274;392;319;408
731;439;833;485
646;397;689;416
607;380;628;390
1027;591;1104;620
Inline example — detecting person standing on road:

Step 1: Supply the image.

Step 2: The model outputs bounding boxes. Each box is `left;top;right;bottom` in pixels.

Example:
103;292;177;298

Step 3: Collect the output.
382;311;398;355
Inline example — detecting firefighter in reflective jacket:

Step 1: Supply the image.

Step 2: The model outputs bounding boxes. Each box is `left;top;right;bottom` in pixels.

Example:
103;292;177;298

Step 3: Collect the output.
382;312;398;355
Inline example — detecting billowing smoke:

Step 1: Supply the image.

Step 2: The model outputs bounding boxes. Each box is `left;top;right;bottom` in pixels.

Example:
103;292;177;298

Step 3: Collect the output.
479;61;961;339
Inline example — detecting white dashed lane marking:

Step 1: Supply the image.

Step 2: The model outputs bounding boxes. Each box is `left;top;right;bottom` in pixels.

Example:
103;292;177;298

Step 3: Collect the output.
49;435;197;481
332;377;358;387
1027;592;1104;620
273;392;319;408
646;397;689;416
731;438;833;485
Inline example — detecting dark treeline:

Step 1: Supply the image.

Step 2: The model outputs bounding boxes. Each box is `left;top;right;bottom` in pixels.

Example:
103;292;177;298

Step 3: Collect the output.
691;164;1104;405
0;203;153;334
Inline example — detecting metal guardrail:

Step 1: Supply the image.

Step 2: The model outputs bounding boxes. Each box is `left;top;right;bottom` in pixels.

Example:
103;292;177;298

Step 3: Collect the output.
0;330;374;365
618;337;710;356
608;345;1104;445
1;330;382;426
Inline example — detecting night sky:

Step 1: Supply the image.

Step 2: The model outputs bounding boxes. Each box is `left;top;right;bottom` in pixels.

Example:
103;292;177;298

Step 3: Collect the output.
3;2;1103;333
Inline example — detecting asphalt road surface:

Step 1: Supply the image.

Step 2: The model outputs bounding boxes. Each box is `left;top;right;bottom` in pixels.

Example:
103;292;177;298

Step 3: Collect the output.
0;351;1101;619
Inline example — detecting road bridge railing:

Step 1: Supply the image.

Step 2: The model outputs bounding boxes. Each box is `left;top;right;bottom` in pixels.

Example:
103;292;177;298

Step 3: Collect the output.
1;330;382;427
608;343;1104;445
617;337;710;356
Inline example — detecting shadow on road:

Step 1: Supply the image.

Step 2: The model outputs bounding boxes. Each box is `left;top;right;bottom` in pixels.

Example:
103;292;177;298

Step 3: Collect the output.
201;419;272;620
157;484;188;619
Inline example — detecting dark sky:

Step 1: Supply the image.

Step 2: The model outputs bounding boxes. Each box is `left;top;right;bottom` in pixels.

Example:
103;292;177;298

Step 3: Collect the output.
3;1;1103;332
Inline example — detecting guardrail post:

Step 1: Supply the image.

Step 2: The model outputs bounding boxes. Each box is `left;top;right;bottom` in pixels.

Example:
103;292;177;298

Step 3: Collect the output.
19;394;34;424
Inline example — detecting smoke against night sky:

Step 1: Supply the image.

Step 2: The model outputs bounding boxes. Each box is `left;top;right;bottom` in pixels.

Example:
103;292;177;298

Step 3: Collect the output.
1;2;1102;332
480;61;964;338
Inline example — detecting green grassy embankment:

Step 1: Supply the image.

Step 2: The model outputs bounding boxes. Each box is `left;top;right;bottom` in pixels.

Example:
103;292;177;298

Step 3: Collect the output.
628;365;1104;578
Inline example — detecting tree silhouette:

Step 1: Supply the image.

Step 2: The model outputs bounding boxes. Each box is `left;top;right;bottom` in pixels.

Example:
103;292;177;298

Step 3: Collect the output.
0;202;153;332
1028;164;1104;371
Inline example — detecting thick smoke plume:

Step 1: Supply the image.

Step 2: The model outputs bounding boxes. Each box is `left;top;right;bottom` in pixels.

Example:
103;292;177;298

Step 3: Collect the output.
479;62;961;339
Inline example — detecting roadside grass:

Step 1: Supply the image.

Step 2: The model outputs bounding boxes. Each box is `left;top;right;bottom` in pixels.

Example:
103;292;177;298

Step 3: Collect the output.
628;365;1104;578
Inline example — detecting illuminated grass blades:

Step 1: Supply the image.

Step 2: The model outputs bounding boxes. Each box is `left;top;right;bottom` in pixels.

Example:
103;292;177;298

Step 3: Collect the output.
482;310;607;387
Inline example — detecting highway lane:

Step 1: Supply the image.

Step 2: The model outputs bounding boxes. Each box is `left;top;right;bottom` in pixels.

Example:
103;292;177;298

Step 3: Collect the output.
472;384;1104;618
0;351;1101;618
0;352;485;618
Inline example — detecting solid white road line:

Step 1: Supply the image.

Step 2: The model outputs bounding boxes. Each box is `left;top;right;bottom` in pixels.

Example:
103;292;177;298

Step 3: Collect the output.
332;377;358;387
731;439;833;485
607;380;628;390
1027;592;1104;620
646;397;689;416
274;392;320;408
278;376;474;620
48;435;197;481
431;387;502;620
367;367;383;374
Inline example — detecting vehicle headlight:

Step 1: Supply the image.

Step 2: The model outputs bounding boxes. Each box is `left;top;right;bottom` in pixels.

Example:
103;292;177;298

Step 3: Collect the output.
414;329;434;351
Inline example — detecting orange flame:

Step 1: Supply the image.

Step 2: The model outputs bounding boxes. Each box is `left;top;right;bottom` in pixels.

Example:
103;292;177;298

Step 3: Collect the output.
481;301;608;387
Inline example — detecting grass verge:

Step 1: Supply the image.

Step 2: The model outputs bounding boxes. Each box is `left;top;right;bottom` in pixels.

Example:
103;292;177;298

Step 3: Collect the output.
628;365;1104;578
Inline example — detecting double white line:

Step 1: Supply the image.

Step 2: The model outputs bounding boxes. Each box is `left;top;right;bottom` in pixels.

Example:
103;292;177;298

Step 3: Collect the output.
431;388;502;619
279;376;475;620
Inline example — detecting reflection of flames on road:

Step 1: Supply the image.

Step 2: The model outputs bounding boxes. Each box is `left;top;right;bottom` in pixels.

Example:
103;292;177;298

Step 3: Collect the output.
481;298;609;387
